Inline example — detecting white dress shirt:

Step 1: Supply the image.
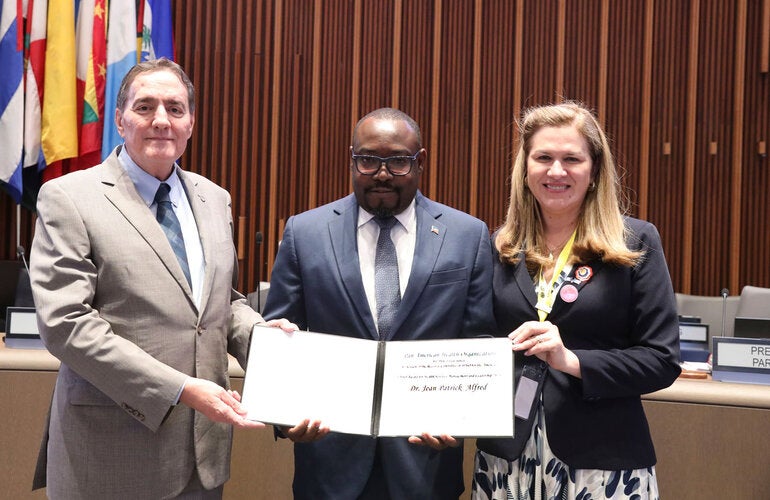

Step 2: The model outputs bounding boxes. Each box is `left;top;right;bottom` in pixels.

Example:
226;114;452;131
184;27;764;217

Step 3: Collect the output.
357;200;416;332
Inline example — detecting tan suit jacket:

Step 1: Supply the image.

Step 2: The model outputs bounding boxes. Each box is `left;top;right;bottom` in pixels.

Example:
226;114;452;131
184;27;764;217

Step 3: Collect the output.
30;148;261;499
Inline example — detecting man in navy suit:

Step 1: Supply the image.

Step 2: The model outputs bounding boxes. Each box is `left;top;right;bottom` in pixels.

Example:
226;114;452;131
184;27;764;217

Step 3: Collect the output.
262;107;494;499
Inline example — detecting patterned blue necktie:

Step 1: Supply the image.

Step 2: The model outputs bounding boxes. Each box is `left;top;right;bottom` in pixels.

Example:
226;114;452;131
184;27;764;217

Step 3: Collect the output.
375;216;401;338
155;183;192;287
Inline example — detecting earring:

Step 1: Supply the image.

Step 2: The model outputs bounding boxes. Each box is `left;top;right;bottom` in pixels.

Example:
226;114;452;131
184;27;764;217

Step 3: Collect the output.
589;181;597;191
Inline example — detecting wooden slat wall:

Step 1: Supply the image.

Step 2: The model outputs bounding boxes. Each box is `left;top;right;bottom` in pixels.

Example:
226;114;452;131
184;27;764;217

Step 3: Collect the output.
2;0;769;298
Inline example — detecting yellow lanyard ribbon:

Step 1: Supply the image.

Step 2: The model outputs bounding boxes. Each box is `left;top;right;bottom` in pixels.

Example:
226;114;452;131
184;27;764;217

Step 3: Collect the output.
536;230;576;322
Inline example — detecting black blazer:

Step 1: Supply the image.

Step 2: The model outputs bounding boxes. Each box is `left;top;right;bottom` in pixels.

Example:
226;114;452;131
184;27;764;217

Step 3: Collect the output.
477;217;681;470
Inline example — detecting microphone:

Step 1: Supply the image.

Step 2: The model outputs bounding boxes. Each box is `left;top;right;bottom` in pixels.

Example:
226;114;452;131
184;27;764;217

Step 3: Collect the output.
720;288;729;337
17;245;30;275
255;232;263;313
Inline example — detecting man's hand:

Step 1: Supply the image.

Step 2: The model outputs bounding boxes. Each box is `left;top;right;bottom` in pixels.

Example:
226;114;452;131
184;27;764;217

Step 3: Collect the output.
280;419;330;443
408;433;461;450
179;377;265;429
263;318;299;332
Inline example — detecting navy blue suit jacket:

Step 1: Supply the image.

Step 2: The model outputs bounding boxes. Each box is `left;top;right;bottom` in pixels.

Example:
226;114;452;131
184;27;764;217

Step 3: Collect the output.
263;191;494;499
477;217;681;471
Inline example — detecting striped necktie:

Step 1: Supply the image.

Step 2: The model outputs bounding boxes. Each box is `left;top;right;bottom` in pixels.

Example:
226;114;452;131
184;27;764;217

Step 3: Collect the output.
154;183;192;287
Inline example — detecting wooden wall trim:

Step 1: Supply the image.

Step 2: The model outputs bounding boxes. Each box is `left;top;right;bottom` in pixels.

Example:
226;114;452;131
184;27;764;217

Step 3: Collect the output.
683;0;701;294
637;0;655;220
308;0;322;209
469;0;483;217
511;0;524;167
267;0;283;278
556;0;566;100
429;0;443;197
392;0;403;108
598;0;609;122
730;0;748;293
762;0;770;73
351;0;362;140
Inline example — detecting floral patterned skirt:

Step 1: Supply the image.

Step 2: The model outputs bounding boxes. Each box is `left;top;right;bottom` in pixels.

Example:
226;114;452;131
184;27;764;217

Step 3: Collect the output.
471;404;660;500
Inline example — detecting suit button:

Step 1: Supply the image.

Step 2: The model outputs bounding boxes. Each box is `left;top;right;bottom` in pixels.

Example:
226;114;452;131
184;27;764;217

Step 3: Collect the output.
197;326;205;335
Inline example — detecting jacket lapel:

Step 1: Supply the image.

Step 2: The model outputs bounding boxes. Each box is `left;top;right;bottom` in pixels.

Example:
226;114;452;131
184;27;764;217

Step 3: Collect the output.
180;170;210;315
385;194;445;340
102;155;195;303
514;251;539;311
329;196;378;339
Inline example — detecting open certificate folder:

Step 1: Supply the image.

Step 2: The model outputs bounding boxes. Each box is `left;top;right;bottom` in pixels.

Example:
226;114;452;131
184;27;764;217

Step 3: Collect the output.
242;326;514;438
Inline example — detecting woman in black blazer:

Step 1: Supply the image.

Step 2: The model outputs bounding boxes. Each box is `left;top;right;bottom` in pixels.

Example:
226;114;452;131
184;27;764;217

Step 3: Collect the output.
473;102;681;499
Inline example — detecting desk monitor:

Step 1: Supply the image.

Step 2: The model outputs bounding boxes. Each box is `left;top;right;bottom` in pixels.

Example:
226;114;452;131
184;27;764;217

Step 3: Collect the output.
3;306;45;349
733;317;770;339
678;322;709;362
679;323;708;343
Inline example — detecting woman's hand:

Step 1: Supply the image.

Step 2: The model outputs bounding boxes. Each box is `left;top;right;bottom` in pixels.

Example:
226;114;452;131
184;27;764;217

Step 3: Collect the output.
509;320;582;378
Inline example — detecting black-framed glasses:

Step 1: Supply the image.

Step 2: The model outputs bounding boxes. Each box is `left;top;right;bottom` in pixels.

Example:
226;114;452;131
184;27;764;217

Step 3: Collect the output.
351;150;420;176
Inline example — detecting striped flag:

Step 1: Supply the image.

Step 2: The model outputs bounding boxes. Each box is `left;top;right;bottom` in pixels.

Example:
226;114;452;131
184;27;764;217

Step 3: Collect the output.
141;0;174;61
102;0;137;160
72;0;107;171
0;0;24;202
23;0;47;172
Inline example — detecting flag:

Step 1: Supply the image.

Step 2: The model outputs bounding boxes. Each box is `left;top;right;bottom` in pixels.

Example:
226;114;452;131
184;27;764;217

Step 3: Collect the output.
102;0;137;160
41;0;77;174
23;0;47;172
72;0;106;171
141;0;174;61
0;0;24;202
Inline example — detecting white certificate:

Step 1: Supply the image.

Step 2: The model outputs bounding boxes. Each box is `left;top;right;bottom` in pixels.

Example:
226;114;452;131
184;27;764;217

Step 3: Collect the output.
241;326;514;438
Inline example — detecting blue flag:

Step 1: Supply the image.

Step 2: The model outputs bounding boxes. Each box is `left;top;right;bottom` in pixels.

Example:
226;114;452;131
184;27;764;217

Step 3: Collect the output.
142;0;174;61
0;0;24;202
102;0;137;160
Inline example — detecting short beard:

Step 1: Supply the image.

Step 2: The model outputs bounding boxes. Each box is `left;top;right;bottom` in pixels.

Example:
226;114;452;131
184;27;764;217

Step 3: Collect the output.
372;207;395;218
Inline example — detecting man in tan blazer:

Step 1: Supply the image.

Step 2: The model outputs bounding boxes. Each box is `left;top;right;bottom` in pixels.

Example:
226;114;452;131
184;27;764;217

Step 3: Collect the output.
30;58;291;499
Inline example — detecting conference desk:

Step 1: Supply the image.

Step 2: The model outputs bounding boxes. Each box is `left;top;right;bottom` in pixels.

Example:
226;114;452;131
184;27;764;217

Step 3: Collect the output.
1;339;768;499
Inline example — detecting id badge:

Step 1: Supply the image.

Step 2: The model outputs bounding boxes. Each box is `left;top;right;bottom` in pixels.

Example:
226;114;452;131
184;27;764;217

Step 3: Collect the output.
514;363;545;419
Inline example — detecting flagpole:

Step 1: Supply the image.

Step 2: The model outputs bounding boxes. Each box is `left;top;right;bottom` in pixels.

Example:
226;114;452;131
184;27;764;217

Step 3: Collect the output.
16;204;21;254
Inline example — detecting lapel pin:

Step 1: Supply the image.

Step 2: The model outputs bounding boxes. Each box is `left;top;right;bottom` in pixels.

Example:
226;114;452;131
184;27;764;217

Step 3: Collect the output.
560;284;579;303
431;225;439;235
575;265;593;283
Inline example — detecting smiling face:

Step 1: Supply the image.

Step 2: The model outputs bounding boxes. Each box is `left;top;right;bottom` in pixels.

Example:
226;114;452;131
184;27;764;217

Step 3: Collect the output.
115;69;195;180
526;124;594;223
350;116;424;217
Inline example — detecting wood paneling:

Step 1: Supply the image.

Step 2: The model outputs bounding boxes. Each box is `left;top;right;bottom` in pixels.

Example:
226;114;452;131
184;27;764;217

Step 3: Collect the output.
2;0;769;297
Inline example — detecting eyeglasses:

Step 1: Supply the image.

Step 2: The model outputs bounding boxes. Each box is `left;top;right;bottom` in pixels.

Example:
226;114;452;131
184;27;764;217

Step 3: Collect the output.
351;151;420;176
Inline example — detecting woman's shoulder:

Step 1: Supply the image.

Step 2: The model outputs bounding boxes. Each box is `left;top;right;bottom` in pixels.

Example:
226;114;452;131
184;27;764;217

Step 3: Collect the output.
623;216;663;251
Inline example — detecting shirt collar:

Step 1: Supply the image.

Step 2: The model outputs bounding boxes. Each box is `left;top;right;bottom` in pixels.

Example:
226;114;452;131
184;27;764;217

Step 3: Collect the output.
357;199;416;231
118;146;184;208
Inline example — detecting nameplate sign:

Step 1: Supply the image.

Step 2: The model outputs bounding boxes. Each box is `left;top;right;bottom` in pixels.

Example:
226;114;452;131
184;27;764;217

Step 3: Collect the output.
711;336;770;385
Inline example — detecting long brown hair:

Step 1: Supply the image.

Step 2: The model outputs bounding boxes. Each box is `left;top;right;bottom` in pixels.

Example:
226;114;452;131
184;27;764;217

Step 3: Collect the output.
495;101;642;268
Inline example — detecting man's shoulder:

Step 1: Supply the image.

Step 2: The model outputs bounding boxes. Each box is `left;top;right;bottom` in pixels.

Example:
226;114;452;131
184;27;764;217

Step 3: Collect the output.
290;194;356;222
40;162;108;193
416;194;487;228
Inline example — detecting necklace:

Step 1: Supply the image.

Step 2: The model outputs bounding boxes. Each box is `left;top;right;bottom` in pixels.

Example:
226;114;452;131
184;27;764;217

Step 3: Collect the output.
545;231;575;258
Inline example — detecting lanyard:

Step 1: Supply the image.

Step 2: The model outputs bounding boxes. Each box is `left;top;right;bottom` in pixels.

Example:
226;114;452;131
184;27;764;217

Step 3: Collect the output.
535;230;576;322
